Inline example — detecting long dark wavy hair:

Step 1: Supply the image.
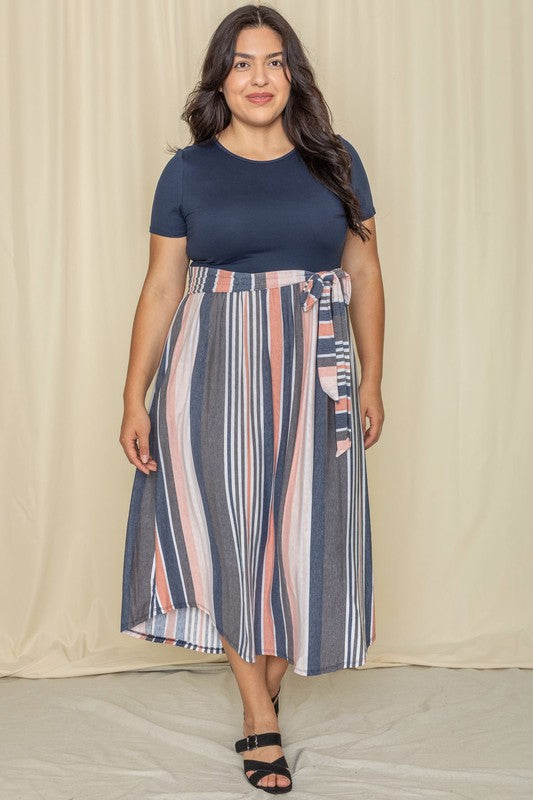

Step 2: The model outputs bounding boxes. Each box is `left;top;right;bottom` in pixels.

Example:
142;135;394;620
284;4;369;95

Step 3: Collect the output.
167;3;372;241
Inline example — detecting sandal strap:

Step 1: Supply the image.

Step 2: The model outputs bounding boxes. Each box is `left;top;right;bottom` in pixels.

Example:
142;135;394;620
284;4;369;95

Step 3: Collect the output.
234;731;282;753
243;755;292;785
244;755;289;771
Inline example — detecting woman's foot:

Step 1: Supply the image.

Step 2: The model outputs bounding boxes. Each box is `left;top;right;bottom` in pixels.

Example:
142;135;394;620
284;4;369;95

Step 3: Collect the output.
240;708;291;790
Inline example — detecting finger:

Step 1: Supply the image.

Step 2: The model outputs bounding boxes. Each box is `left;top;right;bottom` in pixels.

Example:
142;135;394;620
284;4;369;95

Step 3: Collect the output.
121;437;151;474
136;433;151;465
123;438;141;464
132;456;151;474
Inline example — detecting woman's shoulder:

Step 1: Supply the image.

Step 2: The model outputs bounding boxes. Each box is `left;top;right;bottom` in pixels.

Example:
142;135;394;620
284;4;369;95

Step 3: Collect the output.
337;133;365;163
155;139;219;177
336;134;376;218
336;133;373;178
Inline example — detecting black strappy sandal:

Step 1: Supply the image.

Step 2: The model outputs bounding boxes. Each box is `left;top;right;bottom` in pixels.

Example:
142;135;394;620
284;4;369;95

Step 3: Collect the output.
235;731;293;794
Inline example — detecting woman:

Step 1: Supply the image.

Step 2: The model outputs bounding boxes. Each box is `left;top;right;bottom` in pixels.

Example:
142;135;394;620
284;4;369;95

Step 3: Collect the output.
119;3;384;794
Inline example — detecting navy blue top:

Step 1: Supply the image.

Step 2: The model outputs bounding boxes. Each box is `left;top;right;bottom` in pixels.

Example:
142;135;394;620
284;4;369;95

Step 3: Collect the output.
149;134;376;273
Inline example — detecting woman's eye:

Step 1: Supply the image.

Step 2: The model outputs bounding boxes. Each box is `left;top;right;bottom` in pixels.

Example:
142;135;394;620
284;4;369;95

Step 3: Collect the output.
234;60;284;69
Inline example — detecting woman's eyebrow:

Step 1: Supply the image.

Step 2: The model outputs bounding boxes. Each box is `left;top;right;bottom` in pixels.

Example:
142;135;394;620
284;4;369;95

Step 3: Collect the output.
233;51;283;59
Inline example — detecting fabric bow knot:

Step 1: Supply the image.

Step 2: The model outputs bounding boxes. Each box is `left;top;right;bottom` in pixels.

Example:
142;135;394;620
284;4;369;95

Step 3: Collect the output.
300;269;353;457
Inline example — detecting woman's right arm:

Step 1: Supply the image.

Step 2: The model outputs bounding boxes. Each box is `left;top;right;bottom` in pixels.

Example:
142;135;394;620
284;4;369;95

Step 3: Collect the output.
119;233;189;474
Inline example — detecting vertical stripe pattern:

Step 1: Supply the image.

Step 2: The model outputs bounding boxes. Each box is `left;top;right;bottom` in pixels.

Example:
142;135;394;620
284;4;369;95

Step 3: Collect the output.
120;265;376;676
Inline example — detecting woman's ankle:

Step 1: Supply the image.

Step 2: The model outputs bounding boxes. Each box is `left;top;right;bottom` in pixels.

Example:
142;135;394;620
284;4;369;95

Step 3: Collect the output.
243;707;279;730
267;682;281;698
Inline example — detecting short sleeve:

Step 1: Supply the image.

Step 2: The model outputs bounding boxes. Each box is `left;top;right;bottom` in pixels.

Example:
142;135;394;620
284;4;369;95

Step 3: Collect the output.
339;135;376;220
148;151;187;237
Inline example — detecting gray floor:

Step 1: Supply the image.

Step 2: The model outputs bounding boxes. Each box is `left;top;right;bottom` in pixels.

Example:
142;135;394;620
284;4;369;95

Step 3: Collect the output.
1;664;531;798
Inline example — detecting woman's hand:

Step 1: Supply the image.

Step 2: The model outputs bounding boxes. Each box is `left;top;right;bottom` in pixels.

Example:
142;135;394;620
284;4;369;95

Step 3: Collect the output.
119;404;158;475
358;379;384;449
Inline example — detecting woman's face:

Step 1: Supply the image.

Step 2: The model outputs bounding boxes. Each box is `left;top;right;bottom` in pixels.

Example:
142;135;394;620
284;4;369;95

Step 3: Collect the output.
219;26;291;127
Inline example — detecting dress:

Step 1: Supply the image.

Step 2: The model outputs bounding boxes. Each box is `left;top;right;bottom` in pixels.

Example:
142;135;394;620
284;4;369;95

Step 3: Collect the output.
120;134;377;676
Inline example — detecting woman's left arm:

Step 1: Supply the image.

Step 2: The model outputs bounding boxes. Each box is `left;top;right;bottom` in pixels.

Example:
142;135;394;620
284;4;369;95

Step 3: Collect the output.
341;216;385;448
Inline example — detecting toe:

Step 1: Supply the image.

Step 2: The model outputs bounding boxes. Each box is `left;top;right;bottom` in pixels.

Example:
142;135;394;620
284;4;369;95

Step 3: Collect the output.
257;772;274;788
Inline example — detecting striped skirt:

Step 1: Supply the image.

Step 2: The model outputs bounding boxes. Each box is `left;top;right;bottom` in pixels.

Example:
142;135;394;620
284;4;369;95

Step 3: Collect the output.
120;265;376;676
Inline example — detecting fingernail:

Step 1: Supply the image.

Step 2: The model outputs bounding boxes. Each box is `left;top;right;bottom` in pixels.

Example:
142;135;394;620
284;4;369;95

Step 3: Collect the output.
141;454;148;463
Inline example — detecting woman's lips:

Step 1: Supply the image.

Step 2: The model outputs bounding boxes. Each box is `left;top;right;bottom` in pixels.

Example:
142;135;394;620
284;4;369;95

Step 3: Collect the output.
246;95;273;104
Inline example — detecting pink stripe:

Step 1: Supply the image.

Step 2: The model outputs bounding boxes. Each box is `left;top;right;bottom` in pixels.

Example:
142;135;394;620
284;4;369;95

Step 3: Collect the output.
262;288;283;653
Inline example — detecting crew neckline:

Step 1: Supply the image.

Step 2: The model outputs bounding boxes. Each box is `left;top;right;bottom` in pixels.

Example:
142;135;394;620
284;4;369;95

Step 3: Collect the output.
212;136;297;164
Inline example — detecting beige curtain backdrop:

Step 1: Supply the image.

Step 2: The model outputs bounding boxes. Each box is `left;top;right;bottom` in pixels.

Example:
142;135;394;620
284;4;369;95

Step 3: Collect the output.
1;0;531;679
